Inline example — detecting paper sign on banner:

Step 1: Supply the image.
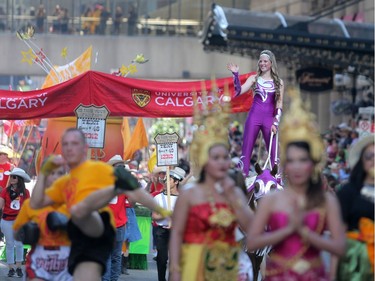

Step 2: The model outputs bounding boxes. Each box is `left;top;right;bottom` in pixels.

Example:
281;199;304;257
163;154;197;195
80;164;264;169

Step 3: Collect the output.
74;104;110;148
154;133;179;166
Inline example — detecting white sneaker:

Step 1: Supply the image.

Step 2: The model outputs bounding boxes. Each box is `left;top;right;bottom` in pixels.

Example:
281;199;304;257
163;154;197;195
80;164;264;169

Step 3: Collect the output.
245;175;257;189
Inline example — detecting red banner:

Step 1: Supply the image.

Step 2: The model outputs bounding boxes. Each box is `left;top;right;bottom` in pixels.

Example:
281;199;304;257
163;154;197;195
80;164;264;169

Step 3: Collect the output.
0;71;254;120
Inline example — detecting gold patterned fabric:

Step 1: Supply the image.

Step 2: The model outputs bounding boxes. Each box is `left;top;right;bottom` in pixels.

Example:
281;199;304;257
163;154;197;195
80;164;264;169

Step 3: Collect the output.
180;203;239;281
181;242;240;281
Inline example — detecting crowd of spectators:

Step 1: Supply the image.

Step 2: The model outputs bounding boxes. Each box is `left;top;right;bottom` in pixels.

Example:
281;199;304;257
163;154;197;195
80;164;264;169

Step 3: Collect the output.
226;119;370;193
0;3;138;36
321;123;362;190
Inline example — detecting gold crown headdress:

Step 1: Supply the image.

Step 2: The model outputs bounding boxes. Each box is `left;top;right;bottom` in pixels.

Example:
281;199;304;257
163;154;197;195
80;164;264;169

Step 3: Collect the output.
279;88;325;167
190;81;231;175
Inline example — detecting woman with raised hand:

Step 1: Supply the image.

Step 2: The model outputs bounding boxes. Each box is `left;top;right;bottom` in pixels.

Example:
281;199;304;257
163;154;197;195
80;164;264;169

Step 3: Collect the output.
227;50;284;177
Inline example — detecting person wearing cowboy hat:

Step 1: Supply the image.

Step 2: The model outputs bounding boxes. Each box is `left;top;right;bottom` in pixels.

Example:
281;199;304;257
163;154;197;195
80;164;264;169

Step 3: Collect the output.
0;167;31;277
107;155;129;168
103;155;148;277
152;167;185;281
0;146;14;247
148;166;167;196
336;134;374;281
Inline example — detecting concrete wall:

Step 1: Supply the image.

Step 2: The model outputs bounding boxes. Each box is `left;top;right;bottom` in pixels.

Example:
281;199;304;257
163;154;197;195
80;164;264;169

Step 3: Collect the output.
0;33;254;79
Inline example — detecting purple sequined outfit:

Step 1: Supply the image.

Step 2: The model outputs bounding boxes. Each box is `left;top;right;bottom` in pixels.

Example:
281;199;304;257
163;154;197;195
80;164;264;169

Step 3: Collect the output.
240;77;278;176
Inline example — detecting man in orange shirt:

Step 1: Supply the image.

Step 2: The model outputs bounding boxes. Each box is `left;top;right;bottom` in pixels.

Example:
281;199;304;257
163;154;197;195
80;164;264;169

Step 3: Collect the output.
30;128;170;281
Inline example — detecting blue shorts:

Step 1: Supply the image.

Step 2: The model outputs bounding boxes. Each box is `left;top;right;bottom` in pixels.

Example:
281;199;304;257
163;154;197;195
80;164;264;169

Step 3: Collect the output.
123;208;142;243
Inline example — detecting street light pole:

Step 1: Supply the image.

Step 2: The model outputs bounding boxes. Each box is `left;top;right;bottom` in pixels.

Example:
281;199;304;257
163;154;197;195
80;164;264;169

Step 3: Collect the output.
350;70;357;118
200;0;204;28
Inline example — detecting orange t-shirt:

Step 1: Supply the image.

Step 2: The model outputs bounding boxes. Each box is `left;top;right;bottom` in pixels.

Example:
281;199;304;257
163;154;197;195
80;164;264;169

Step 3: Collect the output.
13;199;70;246
45;160;116;228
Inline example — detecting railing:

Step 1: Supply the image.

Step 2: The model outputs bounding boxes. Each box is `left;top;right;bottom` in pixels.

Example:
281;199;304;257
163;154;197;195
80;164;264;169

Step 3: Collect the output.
0;14;201;37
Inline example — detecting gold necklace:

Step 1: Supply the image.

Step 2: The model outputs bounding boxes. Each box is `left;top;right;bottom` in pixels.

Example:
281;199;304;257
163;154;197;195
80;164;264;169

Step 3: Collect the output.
287;187;307;210
207;184;236;228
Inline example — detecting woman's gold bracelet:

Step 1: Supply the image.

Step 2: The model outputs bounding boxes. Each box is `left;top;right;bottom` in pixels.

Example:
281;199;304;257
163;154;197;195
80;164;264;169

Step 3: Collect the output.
300;226;310;243
231;198;243;209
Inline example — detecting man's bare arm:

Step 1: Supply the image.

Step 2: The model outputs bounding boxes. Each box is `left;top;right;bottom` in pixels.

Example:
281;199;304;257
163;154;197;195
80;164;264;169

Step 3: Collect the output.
30;173;54;209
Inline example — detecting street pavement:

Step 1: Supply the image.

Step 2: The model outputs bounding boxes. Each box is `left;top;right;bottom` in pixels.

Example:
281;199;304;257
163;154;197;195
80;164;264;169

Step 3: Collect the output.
0;252;158;281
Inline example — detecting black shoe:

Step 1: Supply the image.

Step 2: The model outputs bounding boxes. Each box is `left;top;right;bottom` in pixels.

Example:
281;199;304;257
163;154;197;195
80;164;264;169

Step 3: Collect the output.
8;268;15;277
16;267;23;278
16;221;40;245
121;266;130;274
121;255;130;275
46;212;69;231
114;166;139;192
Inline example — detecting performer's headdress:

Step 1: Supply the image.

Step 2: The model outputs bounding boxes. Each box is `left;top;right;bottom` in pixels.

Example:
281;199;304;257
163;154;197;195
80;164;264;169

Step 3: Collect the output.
190;82;231;175
279;88;325;172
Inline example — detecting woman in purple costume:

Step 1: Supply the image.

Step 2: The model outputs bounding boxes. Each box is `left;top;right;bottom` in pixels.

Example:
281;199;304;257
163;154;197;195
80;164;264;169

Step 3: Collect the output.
227;50;284;176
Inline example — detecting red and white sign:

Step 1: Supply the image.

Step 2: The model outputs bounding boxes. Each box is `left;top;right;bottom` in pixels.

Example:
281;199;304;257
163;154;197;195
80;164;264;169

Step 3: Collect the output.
154;133;180;167
75;104;109;148
359;120;371;132
358;120;374;136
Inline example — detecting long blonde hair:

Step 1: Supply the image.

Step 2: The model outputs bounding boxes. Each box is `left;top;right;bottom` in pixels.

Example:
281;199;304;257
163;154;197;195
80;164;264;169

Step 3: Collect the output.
252;50;281;102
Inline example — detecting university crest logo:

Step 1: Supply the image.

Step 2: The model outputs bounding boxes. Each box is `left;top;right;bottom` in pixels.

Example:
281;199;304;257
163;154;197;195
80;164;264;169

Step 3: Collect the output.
132;89;151;108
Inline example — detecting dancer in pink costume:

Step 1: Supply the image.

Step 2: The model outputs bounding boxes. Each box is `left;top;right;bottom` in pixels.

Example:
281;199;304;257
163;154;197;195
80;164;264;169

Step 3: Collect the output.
227;50;284;177
247;89;346;281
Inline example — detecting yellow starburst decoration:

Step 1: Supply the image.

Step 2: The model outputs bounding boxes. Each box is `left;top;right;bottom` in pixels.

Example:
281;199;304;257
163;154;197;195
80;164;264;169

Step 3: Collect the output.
21;48;36;65
26;26;35;39
128;64;137;74
16;26;35;40
61;47;68;59
132;54;149;64
119;65;129;76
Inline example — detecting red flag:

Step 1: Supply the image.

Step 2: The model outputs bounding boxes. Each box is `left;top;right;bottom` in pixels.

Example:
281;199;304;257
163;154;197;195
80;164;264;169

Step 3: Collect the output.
3;120;26;136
